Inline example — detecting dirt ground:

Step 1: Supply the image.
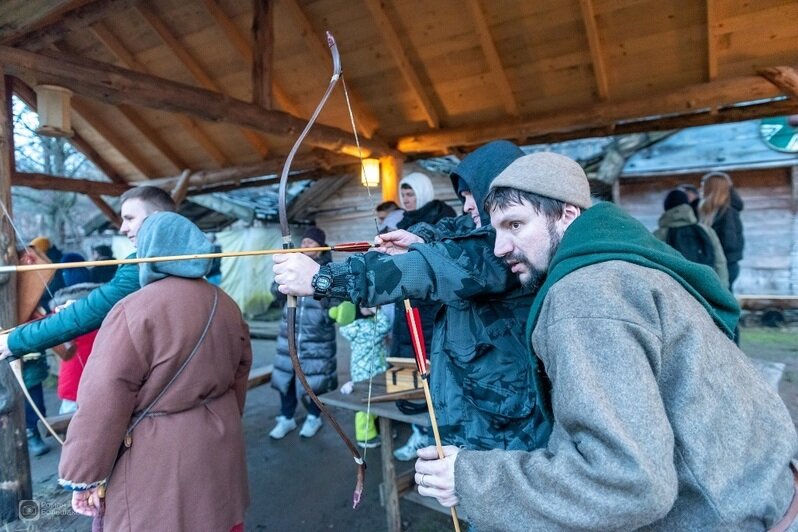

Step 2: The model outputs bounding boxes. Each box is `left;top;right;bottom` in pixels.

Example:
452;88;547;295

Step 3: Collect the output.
4;325;798;532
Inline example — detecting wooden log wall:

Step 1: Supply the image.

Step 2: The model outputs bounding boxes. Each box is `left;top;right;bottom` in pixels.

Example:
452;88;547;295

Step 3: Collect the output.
618;167;797;296
312;166;460;246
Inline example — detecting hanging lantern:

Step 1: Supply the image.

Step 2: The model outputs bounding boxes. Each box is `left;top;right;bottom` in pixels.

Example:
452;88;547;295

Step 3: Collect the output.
360;158;380;187
34;85;74;137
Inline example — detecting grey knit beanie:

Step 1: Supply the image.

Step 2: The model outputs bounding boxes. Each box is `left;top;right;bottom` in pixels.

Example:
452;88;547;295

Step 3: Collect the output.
489;152;592;209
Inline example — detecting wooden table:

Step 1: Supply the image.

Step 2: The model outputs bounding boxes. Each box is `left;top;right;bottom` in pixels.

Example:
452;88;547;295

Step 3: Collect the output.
319;378;458;532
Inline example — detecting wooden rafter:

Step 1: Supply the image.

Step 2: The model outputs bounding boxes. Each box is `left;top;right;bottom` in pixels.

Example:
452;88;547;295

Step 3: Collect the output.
759;67;798;98
363;0;439;129
87;194;121;227
147;150;358;192
55;40;187;174
578;0;609;101
200;0;302;117
0;46;398;158
466;0;518;116
135;4;270;159
706;0;718;81
0;0;93;44
115;105;186;173
91;21;229;167
3;0;142;51
279;0;380;136
13;171;129;196
288;174;351;219
252;0;273;109
397;68;798;153
71;96;156;178
10;77;126;184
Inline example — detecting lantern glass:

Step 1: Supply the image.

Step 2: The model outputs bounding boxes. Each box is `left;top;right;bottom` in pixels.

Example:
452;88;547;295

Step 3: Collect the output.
361;158;380;187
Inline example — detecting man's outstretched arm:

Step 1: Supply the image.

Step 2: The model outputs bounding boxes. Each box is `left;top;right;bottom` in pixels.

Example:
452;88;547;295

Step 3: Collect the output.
4;262;139;357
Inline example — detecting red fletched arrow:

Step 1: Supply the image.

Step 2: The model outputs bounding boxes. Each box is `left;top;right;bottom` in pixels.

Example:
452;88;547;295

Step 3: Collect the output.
404;301;428;375
330;241;374;253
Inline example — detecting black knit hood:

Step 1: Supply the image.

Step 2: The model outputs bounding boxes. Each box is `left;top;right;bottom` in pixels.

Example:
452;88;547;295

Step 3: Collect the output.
450;140;524;226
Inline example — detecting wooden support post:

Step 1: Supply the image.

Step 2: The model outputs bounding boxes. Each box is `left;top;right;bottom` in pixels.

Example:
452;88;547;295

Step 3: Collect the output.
252;0;273;109
0;71;31;525
170;169;193;208
378;416;401;532
380;156;402;204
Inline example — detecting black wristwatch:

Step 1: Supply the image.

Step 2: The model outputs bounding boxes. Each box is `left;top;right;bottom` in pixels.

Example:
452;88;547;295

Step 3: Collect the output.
311;267;333;300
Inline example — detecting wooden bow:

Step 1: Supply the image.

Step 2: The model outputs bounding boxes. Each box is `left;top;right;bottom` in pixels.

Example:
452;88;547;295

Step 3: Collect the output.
277;31;366;510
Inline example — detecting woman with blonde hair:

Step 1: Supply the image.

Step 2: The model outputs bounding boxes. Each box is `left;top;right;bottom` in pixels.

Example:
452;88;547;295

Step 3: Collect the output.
699;171;744;290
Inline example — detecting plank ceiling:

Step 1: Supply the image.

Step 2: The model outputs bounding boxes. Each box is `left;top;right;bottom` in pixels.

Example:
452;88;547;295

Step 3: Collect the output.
0;0;797;193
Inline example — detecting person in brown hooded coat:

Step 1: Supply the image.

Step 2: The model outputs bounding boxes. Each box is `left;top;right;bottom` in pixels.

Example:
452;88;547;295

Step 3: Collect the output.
58;212;251;531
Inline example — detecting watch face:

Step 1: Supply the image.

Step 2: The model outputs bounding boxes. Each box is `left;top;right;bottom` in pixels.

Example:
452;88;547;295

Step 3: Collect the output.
316;275;332;290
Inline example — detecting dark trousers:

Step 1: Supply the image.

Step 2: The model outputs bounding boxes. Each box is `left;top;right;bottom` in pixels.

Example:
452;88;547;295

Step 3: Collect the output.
24;383;46;432
279;378;321;418
728;261;740;291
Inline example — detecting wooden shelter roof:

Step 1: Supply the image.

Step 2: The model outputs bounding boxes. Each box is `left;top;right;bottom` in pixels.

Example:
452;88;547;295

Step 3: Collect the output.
1;0;797;200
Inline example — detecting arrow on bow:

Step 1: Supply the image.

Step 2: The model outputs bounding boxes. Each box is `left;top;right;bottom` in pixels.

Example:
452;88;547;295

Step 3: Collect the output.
0;241;374;274
277;31;366;510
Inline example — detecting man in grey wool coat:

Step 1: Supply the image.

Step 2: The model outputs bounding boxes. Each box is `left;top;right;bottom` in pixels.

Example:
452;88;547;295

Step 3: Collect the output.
414;152;798;531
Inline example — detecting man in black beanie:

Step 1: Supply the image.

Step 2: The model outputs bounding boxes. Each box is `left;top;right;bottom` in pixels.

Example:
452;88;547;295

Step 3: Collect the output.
273;142;551;466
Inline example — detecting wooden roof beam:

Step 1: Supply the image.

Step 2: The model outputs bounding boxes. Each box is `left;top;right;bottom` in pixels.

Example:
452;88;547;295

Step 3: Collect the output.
54;40;187;174
71;96;157;178
148;150;358;192
88;194;121;227
135;4;270;159
707;0;718;81
279;0;381;136
12;171;130;196
706;0;718;81
189;164;361;195
579;0;610;101
759;67;798;98
0;0;92;44
396;68;798;153
115;105;186;173
10;77;127;184
90;22;229;167
252;0;273;109
363;0;439;129
466;0;518;116
199;0;301;116
0;46;399;159
2;0;142;51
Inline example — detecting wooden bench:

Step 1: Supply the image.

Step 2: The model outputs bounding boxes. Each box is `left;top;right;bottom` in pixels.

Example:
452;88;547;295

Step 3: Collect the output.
40;364;274;438
737;295;798;311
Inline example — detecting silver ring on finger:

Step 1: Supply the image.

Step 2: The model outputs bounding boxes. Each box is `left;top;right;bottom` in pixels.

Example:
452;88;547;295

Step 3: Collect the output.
420;474;426;488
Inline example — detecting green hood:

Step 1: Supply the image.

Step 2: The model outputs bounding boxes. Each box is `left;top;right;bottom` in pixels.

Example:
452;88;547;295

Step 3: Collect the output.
526;201;739;344
657;203;698;229
522;202;740;426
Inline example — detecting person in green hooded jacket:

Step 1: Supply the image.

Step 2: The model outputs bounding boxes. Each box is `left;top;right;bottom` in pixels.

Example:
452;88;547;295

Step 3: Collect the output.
413;152;798;531
0;187;175;361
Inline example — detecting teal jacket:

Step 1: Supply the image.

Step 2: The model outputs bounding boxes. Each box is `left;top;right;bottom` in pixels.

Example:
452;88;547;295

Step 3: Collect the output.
9;254;139;356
